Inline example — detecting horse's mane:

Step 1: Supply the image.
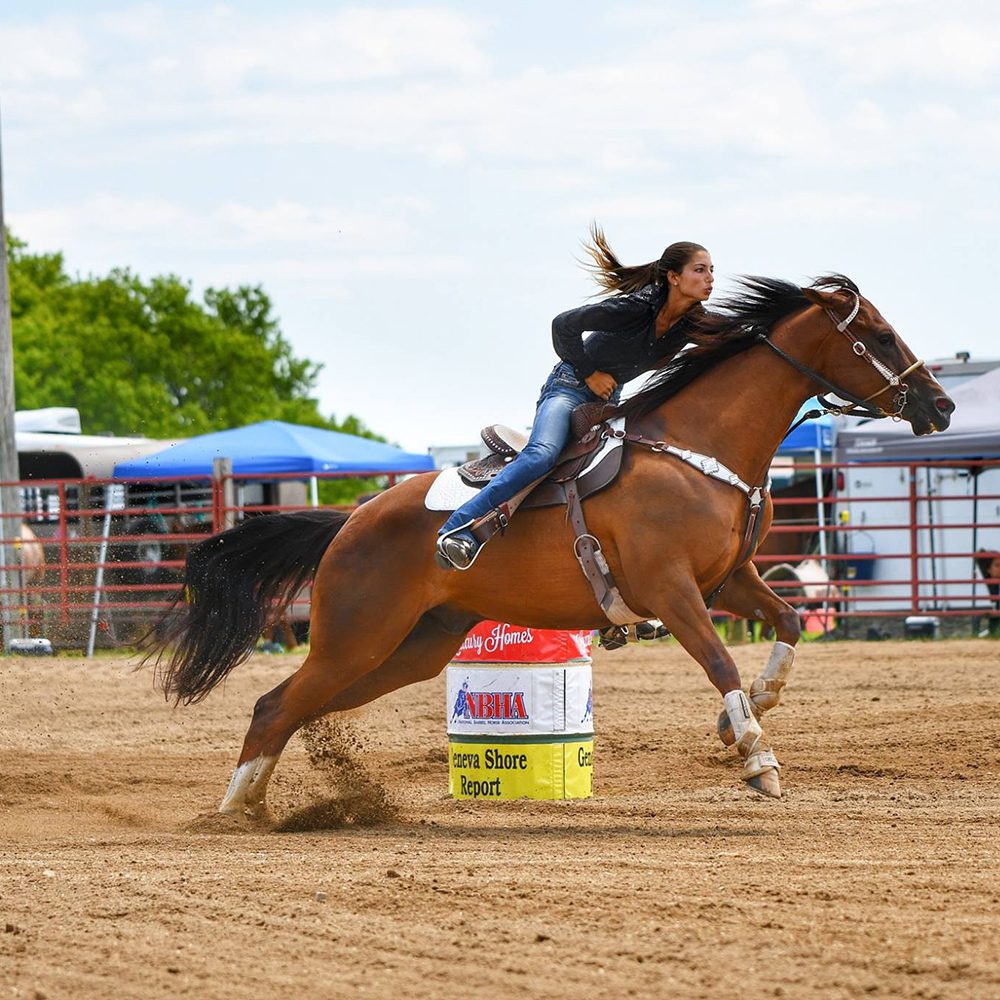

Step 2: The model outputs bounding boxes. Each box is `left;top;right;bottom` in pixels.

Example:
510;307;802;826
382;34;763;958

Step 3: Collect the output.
612;273;860;421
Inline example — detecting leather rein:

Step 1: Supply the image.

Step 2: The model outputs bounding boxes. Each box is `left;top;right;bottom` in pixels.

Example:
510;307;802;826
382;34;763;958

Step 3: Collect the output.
763;289;926;435
582;290;927;615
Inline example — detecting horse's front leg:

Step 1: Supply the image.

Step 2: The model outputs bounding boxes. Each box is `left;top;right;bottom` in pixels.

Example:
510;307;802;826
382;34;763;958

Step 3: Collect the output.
653;575;782;798
712;561;801;746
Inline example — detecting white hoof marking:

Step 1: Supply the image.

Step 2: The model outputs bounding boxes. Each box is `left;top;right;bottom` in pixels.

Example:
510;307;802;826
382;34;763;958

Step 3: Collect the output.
219;756;277;815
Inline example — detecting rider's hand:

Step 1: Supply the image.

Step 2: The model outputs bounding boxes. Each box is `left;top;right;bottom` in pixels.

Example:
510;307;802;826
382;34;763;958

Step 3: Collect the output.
585;371;618;400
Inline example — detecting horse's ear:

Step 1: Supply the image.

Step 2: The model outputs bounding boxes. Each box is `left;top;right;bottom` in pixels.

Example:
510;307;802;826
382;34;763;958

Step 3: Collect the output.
801;286;833;307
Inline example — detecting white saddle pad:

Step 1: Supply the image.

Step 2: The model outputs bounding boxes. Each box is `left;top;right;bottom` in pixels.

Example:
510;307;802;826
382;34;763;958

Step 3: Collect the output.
424;418;625;512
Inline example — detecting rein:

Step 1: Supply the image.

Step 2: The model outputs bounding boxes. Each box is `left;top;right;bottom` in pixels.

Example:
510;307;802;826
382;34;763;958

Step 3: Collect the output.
550;287;928;623
582;289;924;612
760;290;925;435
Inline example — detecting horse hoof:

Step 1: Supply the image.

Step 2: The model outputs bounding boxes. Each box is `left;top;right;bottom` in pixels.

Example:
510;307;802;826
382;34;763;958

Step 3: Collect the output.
745;767;782;799
716;708;736;747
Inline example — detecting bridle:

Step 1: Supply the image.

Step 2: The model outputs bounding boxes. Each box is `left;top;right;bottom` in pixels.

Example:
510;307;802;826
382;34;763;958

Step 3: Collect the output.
759;288;926;432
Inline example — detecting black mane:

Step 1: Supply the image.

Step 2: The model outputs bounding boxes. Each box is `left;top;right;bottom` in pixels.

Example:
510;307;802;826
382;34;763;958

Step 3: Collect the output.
613;274;859;421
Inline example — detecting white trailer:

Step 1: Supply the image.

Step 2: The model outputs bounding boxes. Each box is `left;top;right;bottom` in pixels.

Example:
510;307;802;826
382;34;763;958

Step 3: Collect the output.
835;368;1000;614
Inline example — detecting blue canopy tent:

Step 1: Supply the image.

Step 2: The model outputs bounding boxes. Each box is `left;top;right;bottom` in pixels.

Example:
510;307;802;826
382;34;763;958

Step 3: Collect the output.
112;420;434;480
777;403;835;454
89;422;432;659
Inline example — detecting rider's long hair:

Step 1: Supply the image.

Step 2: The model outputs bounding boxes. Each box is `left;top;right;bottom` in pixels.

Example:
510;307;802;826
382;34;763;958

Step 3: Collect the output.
582;223;707;295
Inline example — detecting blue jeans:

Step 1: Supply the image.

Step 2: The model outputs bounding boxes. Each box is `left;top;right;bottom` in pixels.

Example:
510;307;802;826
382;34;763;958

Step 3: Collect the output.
439;362;619;537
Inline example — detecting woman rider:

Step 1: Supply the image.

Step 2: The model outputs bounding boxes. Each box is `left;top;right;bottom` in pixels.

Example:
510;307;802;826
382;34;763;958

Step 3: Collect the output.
436;226;715;570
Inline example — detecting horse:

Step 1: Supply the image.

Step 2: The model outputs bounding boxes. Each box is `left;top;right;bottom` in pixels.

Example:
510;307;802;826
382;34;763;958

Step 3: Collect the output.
17;524;46;585
147;275;954;818
15;524;47;637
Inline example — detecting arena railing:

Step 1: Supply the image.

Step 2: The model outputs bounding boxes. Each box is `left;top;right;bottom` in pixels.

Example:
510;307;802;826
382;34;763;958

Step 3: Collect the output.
1;458;997;652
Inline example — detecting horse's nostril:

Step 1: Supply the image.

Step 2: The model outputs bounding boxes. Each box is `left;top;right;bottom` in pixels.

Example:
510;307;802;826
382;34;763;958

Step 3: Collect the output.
936;396;955;414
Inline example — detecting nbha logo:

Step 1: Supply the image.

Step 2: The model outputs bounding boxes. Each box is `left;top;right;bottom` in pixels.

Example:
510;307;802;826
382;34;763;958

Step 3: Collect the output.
451;681;528;723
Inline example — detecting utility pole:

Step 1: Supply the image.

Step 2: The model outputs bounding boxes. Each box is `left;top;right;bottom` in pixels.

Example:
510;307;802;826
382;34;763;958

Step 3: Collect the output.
0;106;23;650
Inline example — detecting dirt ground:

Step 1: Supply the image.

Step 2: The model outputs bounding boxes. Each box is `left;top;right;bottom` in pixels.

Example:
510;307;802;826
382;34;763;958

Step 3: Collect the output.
2;638;999;1000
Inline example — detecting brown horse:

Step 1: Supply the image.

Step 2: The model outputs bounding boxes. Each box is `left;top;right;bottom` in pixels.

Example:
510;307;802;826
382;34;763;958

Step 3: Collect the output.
149;275;954;817
17;524;46;585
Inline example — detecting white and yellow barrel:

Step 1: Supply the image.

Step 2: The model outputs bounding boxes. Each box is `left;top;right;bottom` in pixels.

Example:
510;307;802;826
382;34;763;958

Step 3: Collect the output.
446;662;594;800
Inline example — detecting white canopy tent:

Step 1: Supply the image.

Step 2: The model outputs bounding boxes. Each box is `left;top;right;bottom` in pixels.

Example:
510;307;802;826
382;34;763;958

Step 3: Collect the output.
837;367;1000;461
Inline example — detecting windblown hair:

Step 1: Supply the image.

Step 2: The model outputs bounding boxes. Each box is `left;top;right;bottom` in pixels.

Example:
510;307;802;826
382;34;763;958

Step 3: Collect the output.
613;273;860;421
582;223;707;295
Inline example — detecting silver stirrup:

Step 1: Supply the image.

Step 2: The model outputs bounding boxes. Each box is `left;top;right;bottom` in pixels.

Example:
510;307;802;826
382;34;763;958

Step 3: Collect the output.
435;521;482;571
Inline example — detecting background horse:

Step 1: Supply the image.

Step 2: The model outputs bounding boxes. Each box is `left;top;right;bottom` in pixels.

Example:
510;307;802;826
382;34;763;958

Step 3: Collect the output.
148;276;954;818
17;524;45;584
15;524;47;637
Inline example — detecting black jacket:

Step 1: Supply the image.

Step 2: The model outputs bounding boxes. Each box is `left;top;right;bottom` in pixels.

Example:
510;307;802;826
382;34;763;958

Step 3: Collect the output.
551;283;707;384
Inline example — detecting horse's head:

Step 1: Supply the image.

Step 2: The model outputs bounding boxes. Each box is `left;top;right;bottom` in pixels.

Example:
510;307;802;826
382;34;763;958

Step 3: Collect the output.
800;281;954;436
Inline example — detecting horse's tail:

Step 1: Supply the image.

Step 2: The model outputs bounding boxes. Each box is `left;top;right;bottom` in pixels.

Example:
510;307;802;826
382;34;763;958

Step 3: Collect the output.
147;510;351;705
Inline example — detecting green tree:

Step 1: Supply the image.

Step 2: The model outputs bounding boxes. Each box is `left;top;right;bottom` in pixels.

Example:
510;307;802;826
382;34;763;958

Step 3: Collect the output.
8;234;393;502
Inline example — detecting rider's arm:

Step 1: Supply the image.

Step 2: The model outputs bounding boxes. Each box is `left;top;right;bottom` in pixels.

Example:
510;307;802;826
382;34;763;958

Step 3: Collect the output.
551;295;649;380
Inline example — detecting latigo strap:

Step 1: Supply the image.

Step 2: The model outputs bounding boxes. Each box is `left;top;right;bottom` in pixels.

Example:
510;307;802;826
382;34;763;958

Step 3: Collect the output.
565;482;646;626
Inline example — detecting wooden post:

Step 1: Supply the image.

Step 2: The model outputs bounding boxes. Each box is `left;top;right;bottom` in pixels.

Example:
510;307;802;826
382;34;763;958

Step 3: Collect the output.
213;457;236;530
0;107;23;650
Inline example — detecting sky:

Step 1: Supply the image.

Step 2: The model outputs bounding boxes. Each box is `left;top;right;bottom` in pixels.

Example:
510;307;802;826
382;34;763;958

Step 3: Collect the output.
1;0;998;453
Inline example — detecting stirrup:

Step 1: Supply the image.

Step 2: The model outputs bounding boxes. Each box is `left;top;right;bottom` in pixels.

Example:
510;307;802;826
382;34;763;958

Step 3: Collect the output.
597;625;629;650
435;522;481;571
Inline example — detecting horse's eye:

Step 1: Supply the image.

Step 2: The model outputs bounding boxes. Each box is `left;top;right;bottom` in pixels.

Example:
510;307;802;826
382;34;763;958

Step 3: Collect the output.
878;332;894;347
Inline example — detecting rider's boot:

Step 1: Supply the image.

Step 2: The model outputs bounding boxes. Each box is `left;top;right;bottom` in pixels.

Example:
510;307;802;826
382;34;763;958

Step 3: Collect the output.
436;504;513;571
597;619;670;651
435;527;479;570
596;625;630;650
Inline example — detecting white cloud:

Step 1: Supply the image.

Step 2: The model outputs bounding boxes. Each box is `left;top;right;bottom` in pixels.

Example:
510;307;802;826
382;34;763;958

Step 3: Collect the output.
104;5;489;91
721;192;920;225
829;13;1000;86
3;1;999;450
215;201;416;245
622;1;1000;88
0;18;90;84
10;193;469;285
560;195;689;223
15;196;198;248
4;2;998;179
252;252;474;288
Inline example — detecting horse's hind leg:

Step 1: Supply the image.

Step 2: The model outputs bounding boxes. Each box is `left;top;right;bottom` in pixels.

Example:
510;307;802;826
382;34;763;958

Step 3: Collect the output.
219;612;469;818
220;753;280;820
712;562;802;747
653;576;782;798
220;638;411;818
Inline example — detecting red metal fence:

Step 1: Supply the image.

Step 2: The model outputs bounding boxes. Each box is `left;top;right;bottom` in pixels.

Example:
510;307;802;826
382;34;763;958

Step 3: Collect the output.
0;470;407;653
754;457;1000;636
2;459;998;652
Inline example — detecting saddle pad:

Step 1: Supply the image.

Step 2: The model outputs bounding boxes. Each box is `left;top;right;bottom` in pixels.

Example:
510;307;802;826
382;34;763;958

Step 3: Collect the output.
424;418;625;513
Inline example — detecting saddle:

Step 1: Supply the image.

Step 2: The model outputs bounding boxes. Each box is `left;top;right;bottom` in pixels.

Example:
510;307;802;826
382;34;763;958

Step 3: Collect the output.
436;398;769;631
458;400;618;509
442;401;645;626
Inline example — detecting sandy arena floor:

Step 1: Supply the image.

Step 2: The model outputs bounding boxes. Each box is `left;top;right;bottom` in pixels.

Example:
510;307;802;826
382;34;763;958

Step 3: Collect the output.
2;638;999;1000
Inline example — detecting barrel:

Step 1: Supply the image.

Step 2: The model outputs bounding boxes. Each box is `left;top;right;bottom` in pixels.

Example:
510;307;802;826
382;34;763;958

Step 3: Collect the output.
446;621;593;801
